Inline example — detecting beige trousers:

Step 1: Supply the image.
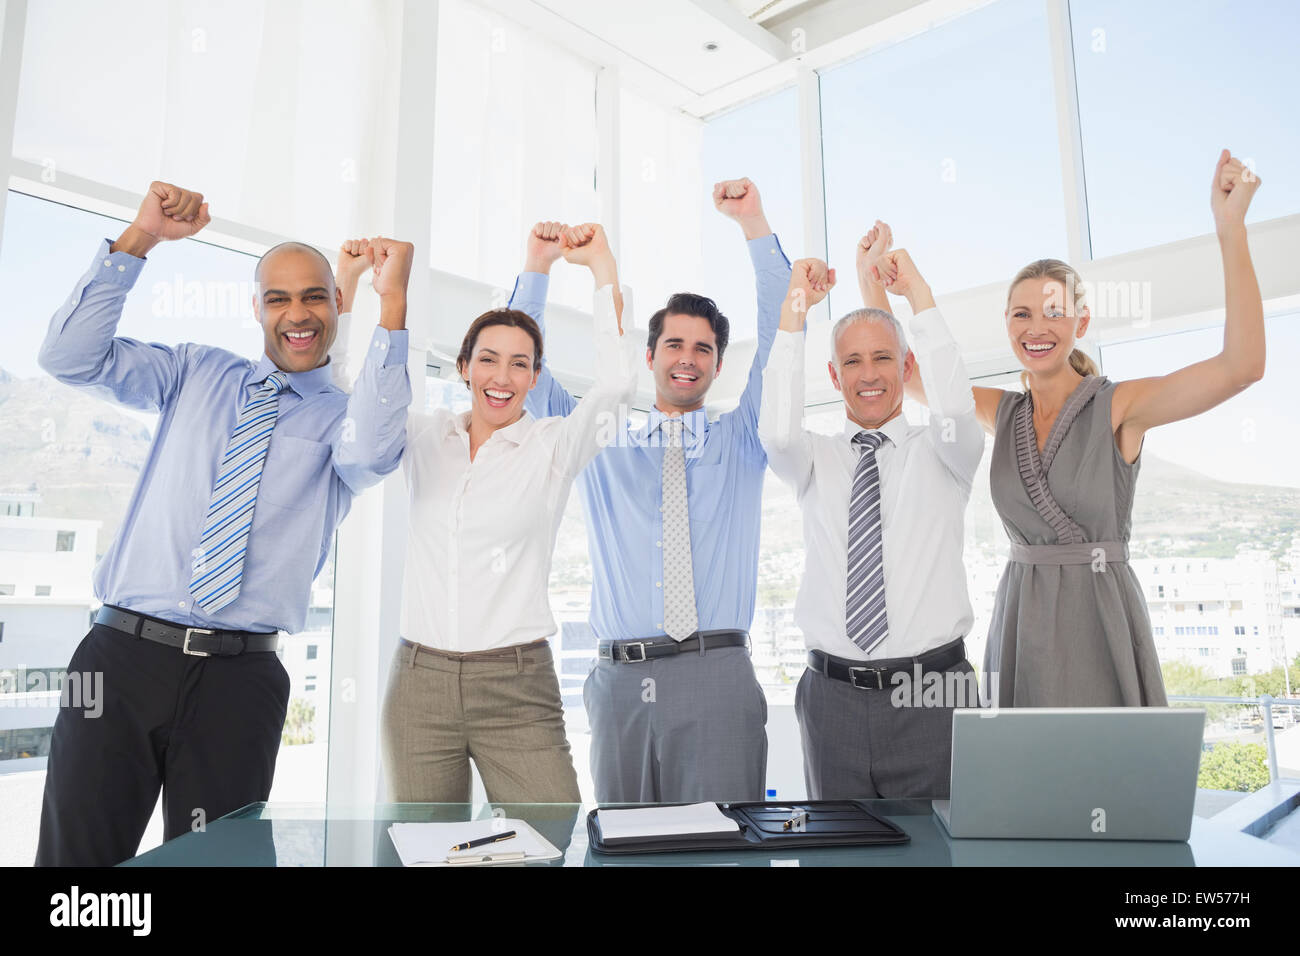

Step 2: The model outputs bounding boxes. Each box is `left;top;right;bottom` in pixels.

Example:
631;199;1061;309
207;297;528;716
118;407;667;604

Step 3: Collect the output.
380;638;581;803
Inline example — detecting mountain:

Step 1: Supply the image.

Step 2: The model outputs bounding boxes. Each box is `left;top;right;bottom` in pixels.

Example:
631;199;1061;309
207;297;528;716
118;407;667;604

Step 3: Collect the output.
0;369;155;553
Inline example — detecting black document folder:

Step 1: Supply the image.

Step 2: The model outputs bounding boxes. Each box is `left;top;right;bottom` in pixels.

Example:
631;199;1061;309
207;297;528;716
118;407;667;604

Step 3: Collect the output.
586;800;910;855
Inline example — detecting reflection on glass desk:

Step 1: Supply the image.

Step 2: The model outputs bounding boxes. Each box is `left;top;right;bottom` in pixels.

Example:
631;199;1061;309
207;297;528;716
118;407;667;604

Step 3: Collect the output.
119;801;1300;866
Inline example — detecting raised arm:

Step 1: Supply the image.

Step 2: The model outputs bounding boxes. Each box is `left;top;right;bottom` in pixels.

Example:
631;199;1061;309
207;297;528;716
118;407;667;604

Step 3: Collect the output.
758;259;834;495
871;225;1002;435
550;223;635;476
332;237;416;492
1111;149;1265;462
712;178;793;441
880;248;985;484
38;181;211;411
512;221;579;420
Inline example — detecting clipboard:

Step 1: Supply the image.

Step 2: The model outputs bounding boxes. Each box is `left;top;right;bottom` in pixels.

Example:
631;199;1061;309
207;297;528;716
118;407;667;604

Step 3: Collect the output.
388;819;563;866
587;800;909;855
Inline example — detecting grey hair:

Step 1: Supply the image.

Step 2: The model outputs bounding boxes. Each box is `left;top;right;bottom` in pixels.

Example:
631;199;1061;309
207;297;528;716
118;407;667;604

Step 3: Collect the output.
831;308;910;364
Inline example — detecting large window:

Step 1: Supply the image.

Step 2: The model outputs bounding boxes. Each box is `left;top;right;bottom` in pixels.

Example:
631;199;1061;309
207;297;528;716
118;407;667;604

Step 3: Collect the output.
819;0;1069;309
1100;312;1300;779
13;0;401;243
699;86;806;336
429;0;599;310
1070;0;1300;257
0;192;336;865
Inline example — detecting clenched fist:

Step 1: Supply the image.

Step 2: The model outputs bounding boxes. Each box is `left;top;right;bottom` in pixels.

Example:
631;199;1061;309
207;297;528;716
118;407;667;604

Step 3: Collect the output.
789;258;836;310
856;221;893;287
368;237;415;299
713;178;771;240
112;181;211;257
1212;149;1261;234
525;221;568;274
559;223;612;269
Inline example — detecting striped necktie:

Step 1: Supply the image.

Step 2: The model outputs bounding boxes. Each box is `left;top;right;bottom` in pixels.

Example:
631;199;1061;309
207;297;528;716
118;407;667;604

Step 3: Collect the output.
846;430;889;653
189;370;288;613
661;418;699;641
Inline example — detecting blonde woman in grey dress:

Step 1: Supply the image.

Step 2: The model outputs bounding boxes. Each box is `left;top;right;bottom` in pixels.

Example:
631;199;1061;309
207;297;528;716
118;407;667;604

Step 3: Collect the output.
886;150;1266;707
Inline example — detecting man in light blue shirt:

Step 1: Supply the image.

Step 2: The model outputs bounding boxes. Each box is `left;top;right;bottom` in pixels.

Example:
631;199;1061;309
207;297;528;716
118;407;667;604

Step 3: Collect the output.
34;181;412;866
510;179;792;802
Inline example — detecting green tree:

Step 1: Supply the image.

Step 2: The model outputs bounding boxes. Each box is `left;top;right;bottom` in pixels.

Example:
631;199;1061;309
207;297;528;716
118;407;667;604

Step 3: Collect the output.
1198;742;1269;793
281;697;316;746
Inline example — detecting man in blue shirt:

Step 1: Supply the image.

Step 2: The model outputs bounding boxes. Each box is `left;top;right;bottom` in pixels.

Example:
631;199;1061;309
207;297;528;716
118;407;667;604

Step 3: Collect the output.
510;179;792;802
34;181;412;866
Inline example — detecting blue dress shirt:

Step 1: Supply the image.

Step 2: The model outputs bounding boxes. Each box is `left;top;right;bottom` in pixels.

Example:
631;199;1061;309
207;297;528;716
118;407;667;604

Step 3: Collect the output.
511;235;792;640
38;240;410;634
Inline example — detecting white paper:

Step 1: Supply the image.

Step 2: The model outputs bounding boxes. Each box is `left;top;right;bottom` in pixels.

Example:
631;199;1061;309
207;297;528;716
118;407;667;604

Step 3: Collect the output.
388;819;560;866
596;802;740;841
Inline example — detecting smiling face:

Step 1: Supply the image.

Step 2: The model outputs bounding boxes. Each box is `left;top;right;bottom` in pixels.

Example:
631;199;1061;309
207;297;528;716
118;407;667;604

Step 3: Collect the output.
254;246;340;373
828;317;914;430
648;313;721;413
1006;276;1090;373
458;324;540;432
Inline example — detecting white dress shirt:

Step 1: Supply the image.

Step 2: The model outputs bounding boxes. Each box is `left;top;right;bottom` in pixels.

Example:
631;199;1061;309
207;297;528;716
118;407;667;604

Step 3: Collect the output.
758;308;985;661
399;285;635;652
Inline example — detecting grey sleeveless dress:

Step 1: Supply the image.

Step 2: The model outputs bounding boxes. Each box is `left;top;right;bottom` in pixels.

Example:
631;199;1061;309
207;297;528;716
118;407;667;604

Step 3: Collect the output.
984;375;1167;707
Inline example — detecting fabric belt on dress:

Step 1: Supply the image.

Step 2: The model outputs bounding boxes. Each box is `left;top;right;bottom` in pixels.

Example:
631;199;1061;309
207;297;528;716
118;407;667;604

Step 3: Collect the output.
1008;540;1129;565
597;629;749;663
807;637;967;691
95;605;280;657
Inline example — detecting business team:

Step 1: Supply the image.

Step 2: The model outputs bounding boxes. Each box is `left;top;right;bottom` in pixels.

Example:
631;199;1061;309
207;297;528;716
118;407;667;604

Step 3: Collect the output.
34;149;1264;864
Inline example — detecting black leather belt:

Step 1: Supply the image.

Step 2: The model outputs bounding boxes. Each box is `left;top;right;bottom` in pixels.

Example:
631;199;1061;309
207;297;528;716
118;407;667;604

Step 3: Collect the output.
597;629;749;663
807;638;966;691
95;605;280;657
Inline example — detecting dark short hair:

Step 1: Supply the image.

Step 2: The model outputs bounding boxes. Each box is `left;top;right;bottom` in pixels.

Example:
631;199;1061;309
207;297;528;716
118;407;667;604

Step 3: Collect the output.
255;241;334;286
457;309;544;380
647;293;729;365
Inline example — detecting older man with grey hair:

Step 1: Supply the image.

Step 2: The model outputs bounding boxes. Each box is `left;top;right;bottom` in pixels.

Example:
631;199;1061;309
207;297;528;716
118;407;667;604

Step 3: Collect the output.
757;226;985;799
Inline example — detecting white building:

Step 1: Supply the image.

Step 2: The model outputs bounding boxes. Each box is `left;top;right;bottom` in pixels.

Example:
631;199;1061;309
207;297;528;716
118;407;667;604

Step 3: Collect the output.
1137;551;1284;679
0;493;100;773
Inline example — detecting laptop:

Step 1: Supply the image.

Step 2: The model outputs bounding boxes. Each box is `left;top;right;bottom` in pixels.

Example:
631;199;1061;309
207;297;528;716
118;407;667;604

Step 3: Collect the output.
933;708;1205;841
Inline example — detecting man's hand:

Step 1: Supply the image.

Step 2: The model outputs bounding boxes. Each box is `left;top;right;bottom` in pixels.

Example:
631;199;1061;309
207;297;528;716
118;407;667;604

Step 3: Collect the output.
856;220;893;288
712;178;771;240
111;181;211;258
524;220;568;274
1211;149;1261;236
879;248;935;313
779;258;836;332
336;238;373;313
369;237;415;299
561;223;622;330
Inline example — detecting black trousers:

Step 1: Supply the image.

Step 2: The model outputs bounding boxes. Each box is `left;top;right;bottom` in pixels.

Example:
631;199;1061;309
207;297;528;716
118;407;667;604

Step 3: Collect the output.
35;622;290;866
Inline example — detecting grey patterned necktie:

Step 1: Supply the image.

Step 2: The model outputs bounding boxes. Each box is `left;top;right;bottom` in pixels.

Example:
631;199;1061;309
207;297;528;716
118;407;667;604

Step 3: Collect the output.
661;418;699;641
846;430;889;652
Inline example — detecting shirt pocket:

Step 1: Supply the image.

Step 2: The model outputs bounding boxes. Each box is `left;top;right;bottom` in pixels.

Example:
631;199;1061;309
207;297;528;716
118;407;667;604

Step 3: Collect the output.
258;435;333;512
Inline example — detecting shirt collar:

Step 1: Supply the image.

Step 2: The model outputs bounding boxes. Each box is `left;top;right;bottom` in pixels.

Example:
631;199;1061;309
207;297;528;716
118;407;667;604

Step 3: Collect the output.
251;354;336;397
842;411;910;448
448;409;534;445
636;405;709;447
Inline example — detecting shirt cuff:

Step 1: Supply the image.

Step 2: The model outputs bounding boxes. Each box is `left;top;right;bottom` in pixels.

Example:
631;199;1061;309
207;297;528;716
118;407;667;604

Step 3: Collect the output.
511;271;550;307
747;233;791;272
770;327;803;365
366;326;409;368
88;238;146;289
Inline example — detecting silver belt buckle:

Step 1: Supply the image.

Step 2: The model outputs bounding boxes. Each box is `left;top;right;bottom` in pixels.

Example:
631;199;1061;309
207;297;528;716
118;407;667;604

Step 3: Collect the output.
620;642;649;663
183;627;216;657
847;665;885;690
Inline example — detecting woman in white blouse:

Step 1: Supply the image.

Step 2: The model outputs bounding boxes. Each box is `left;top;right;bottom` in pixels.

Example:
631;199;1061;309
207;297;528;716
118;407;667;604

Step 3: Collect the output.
349;225;635;803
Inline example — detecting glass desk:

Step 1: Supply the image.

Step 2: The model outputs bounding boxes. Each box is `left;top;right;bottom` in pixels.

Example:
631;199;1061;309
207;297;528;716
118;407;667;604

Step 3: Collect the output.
121;800;1300;866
